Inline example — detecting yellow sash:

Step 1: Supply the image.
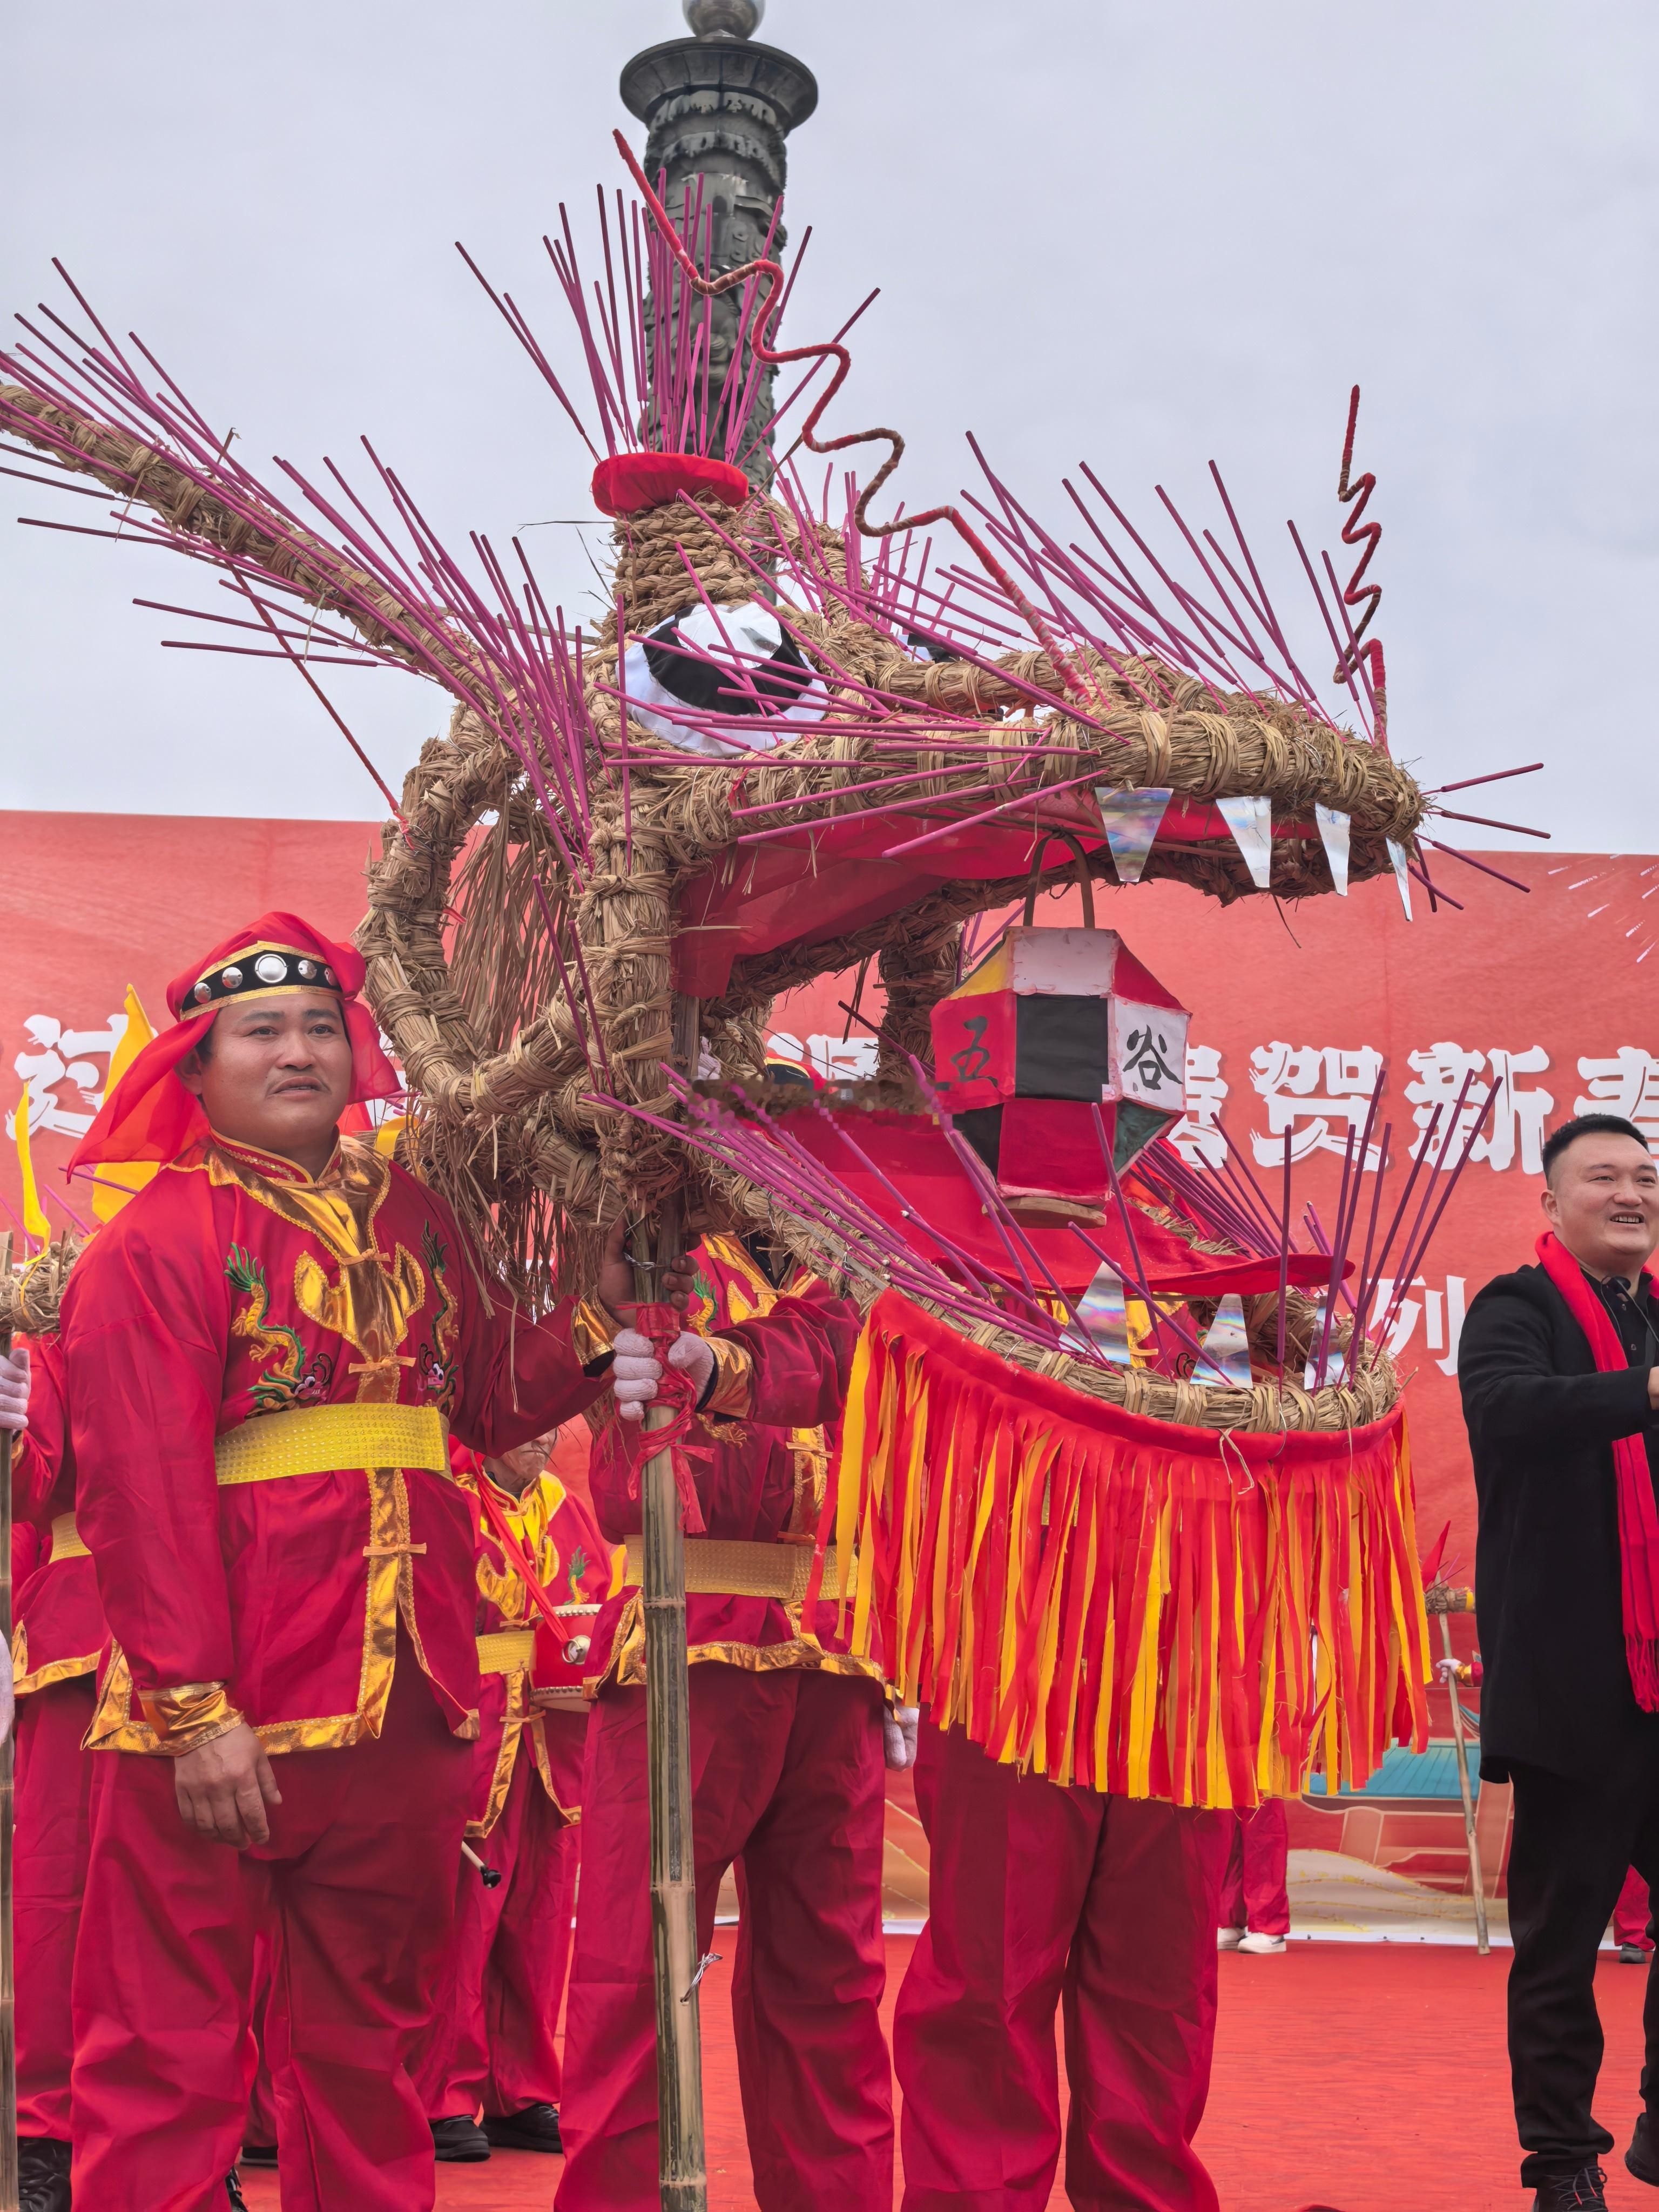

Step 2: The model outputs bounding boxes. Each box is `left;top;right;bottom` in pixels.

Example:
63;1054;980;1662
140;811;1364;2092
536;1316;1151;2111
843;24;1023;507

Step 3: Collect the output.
476;1627;537;1674
622;1534;835;1604
49;1513;89;1563
214;1403;448;1486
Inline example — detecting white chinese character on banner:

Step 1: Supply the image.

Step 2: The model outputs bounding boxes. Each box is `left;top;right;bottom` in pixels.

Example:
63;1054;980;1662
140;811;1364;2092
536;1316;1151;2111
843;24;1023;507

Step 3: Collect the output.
1575;1049;1659;1155
5;1013;129;1142
805;1034;879;1084
763;1031;880;1086
1372;1272;1468;1373
1170;1044;1228;1169
1249;1043;1384;1169
1405;1044;1553;1173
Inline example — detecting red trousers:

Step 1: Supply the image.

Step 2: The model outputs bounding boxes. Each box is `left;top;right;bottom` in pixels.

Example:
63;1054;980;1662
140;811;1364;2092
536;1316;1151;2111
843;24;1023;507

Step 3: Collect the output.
895;1722;1231;2212
245;1939;279;2149
556;1666;892;2212
70;1643;472;2212
1218;1802;1290;1939
416;1708;585;2120
15;1675;96;2142
1616;1866;1654;1950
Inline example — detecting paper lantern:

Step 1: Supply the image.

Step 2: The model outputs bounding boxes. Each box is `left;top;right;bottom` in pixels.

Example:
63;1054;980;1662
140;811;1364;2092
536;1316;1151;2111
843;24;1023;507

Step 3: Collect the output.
929;926;1189;1208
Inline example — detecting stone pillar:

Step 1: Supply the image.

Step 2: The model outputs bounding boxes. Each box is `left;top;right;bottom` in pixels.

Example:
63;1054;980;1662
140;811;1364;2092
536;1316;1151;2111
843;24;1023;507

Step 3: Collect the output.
620;3;817;486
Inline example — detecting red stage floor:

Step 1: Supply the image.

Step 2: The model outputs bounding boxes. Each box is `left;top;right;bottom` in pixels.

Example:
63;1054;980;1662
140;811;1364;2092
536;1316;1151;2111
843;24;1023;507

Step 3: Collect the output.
241;1937;1652;2210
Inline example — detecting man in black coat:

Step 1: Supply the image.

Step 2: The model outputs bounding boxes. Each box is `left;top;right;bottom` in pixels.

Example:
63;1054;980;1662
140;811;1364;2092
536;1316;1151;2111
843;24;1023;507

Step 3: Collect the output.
1460;1113;1659;2211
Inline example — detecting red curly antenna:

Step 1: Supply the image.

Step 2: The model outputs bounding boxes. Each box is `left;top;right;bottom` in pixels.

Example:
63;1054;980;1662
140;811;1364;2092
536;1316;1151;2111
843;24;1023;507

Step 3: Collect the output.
1333;383;1387;741
610;129;1107;713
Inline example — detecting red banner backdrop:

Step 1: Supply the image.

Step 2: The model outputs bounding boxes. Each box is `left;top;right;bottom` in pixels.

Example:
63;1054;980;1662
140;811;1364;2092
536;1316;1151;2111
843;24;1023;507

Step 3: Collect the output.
4;810;1654;1626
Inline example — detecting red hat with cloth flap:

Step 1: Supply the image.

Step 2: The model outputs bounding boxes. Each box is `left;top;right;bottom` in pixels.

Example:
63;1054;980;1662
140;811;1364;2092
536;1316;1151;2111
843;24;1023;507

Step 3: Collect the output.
68;911;401;1179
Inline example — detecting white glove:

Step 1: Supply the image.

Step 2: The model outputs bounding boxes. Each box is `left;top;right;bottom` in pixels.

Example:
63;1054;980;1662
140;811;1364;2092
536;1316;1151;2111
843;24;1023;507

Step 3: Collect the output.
667;1331;716;1402
697;1042;722;1081
611;1328;714;1422
0;1342;29;1434
883;1705;920;1770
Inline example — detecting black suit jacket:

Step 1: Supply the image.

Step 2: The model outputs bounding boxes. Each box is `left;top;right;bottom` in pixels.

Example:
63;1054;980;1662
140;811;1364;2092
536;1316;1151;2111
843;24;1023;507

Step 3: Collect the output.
1459;1262;1659;1783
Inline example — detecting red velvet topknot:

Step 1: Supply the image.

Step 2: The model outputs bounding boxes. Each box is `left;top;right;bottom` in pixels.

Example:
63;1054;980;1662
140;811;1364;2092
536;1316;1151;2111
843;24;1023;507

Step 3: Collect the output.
69;911;400;1177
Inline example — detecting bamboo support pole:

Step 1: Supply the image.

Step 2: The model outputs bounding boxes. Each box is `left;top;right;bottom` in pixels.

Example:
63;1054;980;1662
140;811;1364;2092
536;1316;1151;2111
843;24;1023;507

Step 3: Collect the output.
1433;1595;1488;1955
636;997;707;2212
0;1231;16;2209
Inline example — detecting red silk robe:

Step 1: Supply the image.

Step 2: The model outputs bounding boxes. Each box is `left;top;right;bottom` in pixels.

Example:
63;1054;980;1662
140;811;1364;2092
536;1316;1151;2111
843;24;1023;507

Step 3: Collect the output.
11;1334;104;1698
584;1233;881;1690
464;1454;618;1836
58;1132;610;1755
414;1451;621;2123
9;1330;106;2143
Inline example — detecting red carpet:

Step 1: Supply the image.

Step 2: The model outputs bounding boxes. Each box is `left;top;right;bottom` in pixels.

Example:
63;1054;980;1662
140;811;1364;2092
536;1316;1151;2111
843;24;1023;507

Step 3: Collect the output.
241;1937;1652;2210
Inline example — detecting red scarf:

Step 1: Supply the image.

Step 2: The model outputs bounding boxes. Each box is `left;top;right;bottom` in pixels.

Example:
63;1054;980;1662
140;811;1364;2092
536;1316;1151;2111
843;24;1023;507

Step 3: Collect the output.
1536;1231;1659;1709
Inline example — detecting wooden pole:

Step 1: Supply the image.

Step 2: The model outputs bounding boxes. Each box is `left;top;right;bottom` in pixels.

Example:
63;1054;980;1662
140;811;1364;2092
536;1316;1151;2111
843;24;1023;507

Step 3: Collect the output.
637;997;707;2212
0;1231;17;2210
1429;1586;1488;1955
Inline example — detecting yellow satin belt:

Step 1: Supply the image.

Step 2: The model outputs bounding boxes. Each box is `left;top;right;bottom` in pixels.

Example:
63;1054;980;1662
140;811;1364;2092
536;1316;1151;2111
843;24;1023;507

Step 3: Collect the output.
622;1535;837;1604
50;1513;89;1563
476;1627;537;1674
214;1403;449;1487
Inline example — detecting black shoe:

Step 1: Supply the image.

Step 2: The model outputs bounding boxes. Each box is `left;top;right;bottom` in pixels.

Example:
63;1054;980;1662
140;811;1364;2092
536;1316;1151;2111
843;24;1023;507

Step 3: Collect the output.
240;2141;279;2169
18;2137;71;2212
1630;2112;1659;2186
1534;2167;1609;2210
484;2101;563;2153
225;2170;250;2212
431;2113;491;2162
1622;1944;1652;1964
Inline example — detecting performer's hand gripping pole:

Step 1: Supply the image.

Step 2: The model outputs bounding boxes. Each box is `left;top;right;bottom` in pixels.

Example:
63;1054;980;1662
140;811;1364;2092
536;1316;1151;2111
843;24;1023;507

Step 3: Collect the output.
0;1236;18;2210
637;997;708;2212
1428;1580;1488;1955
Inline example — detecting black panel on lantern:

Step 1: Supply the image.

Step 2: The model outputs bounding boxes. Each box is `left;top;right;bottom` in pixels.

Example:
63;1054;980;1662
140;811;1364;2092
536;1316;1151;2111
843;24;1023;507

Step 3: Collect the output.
1013;996;1114;1101
954;1106;1003;1177
1113;1100;1179;1170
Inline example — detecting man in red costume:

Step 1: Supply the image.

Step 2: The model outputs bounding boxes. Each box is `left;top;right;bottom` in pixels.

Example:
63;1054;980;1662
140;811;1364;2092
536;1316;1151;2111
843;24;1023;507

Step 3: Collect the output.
3;1325;130;2212
1216;1800;1291;1956
3;1299;265;2212
420;1427;616;2163
556;1231;903;2212
56;913;670;2212
895;1725;1231;2212
6;1330;107;2210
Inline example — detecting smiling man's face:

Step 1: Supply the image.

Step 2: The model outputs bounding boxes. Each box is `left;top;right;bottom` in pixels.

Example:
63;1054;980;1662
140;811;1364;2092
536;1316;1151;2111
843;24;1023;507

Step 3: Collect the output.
177;994;354;1176
1542;1130;1659;1282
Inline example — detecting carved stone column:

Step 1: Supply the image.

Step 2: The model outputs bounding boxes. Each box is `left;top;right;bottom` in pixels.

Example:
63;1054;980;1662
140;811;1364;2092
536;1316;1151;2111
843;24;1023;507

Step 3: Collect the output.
620;4;817;487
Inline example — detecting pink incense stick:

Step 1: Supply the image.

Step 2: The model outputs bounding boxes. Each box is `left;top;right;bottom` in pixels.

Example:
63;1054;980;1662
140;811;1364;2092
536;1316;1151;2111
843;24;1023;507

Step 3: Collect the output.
1341;1123;1393;1390
1432;808;1549;839
1429;764;1543;794
1422;841;1533;895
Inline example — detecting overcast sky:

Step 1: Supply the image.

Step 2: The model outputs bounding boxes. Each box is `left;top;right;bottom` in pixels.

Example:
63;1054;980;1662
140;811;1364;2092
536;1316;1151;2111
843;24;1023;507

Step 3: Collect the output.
4;1;1655;849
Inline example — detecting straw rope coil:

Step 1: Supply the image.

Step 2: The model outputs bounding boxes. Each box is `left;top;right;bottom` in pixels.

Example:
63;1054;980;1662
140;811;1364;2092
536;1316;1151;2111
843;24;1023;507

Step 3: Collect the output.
0;1239;80;1338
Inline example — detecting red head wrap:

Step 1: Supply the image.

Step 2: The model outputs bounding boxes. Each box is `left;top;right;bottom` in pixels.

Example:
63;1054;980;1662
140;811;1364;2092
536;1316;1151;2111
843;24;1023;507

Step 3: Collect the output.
69;911;401;1177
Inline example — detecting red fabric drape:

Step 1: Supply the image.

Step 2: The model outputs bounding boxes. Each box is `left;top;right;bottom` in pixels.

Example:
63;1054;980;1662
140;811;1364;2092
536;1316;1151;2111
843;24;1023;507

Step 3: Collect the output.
832;1290;1431;1808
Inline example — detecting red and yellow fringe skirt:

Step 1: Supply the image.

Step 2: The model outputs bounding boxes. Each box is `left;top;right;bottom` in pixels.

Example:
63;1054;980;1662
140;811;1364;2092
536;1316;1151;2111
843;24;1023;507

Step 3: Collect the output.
829;1292;1431;1809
